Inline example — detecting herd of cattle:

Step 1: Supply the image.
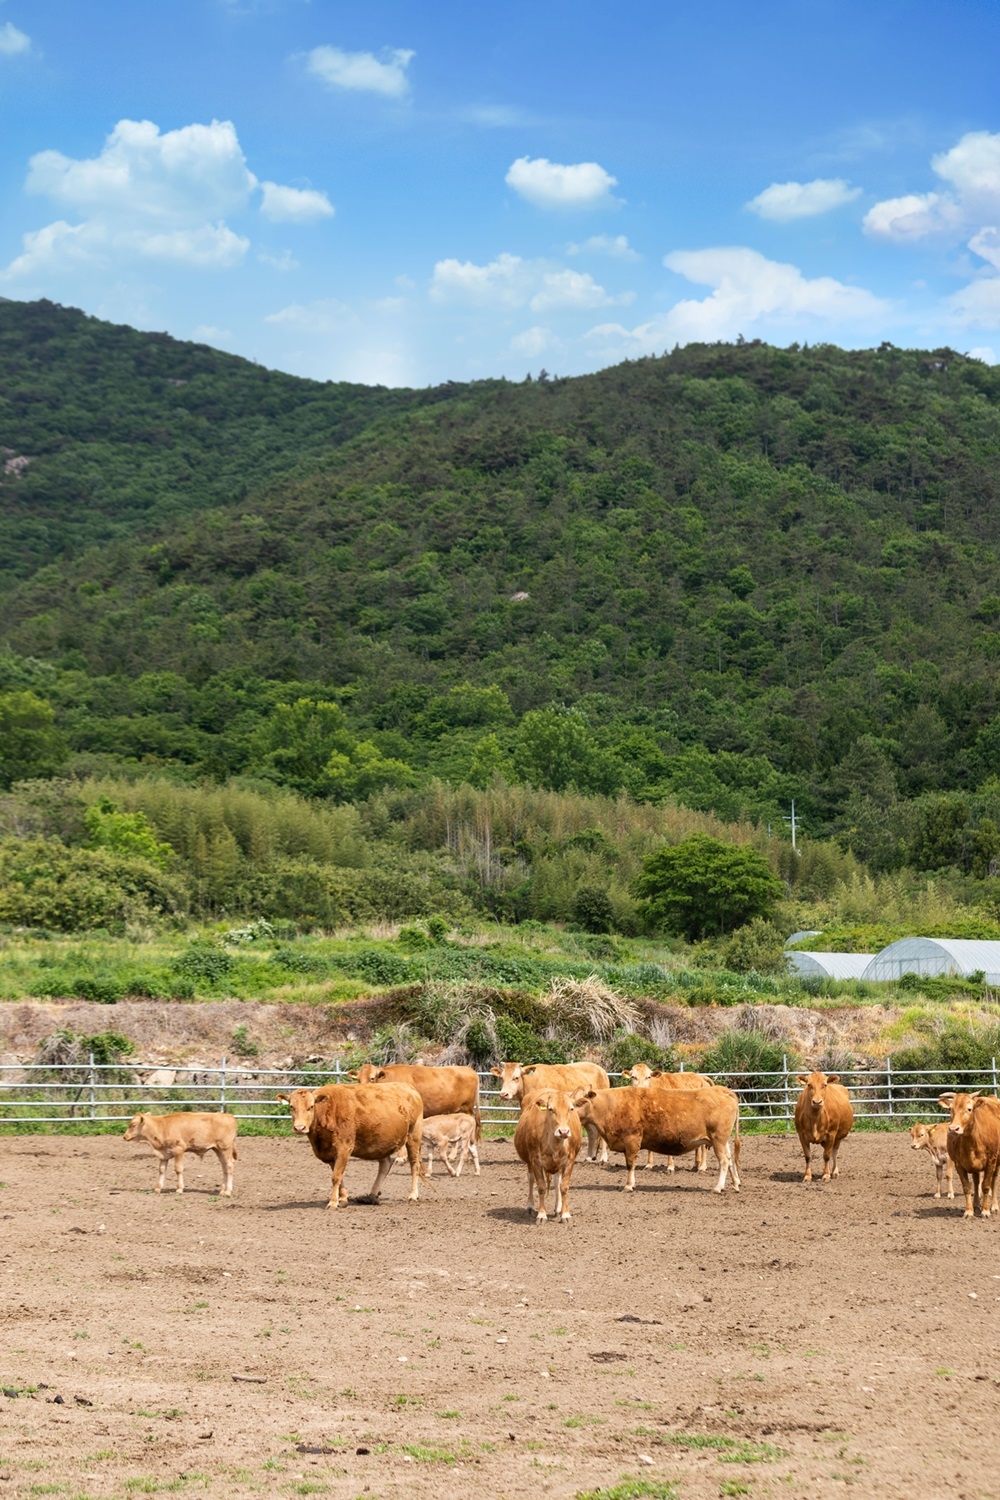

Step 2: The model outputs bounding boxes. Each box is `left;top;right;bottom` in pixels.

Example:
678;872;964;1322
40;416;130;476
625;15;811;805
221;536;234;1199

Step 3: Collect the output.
121;1060;1000;1223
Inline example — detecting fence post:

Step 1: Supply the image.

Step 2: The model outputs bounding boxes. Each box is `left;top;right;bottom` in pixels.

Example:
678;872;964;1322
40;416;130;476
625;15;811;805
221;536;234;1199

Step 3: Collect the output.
782;1053;790;1128
679;1059;684;1072
994;1057;998;1097
220;1056;227;1114
335;1059;342;1081
89;1051;96;1124
886;1055;893;1117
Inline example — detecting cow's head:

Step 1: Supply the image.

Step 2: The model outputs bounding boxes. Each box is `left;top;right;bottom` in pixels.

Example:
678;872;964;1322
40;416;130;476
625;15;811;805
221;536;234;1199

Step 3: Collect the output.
352;1064;378;1085
909;1122;933;1150
534;1089;577;1140
939;1091;988;1137
490;1061;525;1101
123;1113;146;1142
797;1071;839;1110
366;1067;388;1084
277;1089;317;1135
570;1087;598;1123
627;1063;656;1088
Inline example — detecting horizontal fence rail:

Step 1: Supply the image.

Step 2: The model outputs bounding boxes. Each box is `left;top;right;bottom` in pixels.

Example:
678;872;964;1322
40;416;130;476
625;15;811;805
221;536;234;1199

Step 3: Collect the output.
1;1056;999;1130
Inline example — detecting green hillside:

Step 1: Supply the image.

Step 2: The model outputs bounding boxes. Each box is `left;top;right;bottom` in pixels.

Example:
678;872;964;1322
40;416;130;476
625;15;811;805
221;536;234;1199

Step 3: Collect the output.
3;301;1000;871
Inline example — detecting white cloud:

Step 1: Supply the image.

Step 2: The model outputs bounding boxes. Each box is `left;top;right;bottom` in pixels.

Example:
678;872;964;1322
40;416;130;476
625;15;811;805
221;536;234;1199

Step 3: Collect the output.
865;131;1000;242
429;252;629;312
462;105;535;128
265;298;357;333
566;233;639;261
305;45;413;98
27;118;258;224
586;247;887;354
194;324;231;343
505;156;619;210
259;181;334;223
969;226;1000;271
2;116;328;283
747;177;862;221
0;20;29;55
968;346;997;363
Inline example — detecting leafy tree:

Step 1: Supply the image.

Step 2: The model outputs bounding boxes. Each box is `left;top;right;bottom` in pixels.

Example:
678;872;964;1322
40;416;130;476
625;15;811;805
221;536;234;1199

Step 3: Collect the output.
512;709;621;794
84;798;173;868
571;884;615;933
0;691;67;788
633;834;783;940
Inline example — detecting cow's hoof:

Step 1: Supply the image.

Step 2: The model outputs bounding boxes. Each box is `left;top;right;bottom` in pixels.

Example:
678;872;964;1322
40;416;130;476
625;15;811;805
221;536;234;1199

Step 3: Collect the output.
560;1212;572;1222
535;1211;548;1224
964;1210;974;1219
623;1184;635;1193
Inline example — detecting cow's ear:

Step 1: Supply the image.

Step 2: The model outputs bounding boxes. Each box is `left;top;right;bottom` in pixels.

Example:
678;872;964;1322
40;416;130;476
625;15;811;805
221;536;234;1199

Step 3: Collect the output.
587;1089;597;1099
275;1094;289;1104
796;1075;809;1084
938;1092;955;1109
490;1068;502;1077
650;1069;662;1077
973;1096;989;1110
522;1064;537;1074
536;1098;548;1109
827;1074;840;1084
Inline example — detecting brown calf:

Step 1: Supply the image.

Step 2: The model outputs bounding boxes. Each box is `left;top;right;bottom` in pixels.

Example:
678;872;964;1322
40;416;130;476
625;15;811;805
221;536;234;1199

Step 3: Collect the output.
123;1112;238;1196
909;1121;955;1200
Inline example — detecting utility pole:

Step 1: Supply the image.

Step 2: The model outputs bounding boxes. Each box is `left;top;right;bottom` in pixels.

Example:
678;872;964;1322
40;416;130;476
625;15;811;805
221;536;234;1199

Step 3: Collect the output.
783;800;798;852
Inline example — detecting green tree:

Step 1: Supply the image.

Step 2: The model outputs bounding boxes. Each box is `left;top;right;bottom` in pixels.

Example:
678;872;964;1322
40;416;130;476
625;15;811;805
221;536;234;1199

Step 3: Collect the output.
84;798;173;868
633;834;783;940
512;708;622;794
0;691;68;788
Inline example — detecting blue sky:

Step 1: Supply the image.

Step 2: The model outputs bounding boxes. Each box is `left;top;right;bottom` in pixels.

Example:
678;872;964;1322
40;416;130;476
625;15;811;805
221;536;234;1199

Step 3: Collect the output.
4;0;1000;385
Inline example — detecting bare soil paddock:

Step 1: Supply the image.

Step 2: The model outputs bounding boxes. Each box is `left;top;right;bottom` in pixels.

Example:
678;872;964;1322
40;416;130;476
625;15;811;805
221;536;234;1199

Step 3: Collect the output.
1;1132;998;1500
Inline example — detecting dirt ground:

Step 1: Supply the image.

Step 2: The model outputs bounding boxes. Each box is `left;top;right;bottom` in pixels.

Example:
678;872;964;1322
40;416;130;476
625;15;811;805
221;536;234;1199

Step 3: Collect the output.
1;1131;998;1500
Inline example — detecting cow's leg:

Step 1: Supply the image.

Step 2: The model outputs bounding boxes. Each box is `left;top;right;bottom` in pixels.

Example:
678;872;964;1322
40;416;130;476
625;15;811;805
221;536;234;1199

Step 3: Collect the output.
697;1144;709;1172
727;1138;742;1191
829;1134;844;1179
712;1136;729;1194
799;1133;813;1183
469;1140;481;1176
623;1137;641;1191
946;1156;955;1200
584;1123;601;1162
424;1141;435;1177
212;1145;233;1197
404;1129;422;1202
955;1162;975;1219
644;1150;655;1170
533;1163;550;1223
155;1151;168;1194
934;1158;943;1198
666;1156;676;1173
525;1166;536;1216
556;1157;576;1222
368;1154;395;1204
173;1147;186;1194
441;1141;460;1179
328;1144;352;1208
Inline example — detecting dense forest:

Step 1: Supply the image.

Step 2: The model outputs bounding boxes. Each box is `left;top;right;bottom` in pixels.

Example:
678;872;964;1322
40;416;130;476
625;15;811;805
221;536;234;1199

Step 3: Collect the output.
2;297;1000;914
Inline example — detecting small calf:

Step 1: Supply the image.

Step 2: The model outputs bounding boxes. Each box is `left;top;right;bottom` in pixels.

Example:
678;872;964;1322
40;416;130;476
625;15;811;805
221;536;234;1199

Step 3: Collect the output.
909;1121;955;1200
395;1112;480;1177
123;1111;238;1196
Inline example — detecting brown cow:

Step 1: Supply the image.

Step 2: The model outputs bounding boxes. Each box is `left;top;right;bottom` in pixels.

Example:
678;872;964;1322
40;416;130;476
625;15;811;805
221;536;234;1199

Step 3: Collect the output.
938;1092;1000;1219
123;1112;238;1196
626;1065;711;1171
573;1085;741;1193
277;1083;424;1208
794;1072;853;1183
909;1121;955;1200
353;1063;481;1137
491;1061;610;1162
514;1089;583;1223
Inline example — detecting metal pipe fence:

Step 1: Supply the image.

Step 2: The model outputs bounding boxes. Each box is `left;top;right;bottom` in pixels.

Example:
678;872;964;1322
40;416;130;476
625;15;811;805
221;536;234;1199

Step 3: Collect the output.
1;1056;998;1131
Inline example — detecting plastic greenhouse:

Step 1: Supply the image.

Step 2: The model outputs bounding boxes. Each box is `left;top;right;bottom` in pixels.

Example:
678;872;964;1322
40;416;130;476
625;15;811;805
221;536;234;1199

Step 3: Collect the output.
861;937;1000;985
787;951;874;980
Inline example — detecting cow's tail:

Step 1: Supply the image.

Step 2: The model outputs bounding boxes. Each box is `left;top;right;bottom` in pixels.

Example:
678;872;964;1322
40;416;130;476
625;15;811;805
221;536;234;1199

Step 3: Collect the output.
731;1103;741;1173
233;1146;239;1160
474;1100;483;1143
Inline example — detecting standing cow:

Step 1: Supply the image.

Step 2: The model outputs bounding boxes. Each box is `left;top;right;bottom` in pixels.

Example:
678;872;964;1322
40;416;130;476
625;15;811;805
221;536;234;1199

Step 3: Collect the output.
278;1083;424;1208
491;1061;610;1162
626;1065;711;1171
353;1063;481;1138
909;1121;955;1200
938;1092;1000;1219
514;1088;583;1223
573;1085;741;1194
794;1071;853;1183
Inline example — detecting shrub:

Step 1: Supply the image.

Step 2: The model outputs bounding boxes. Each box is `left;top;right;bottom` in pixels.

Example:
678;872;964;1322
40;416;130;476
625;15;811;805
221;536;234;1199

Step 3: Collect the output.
700;1028;795;1115
571;884;615;933
171;944;234;983
495;1013;567;1065
723;919;790;975
0;837;188;932
71;974;126;1005
606;1031;678;1075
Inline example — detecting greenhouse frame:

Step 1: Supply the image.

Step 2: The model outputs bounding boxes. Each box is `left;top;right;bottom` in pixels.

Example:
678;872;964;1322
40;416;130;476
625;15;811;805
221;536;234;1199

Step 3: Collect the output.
861;937;1000;985
787;951;874;980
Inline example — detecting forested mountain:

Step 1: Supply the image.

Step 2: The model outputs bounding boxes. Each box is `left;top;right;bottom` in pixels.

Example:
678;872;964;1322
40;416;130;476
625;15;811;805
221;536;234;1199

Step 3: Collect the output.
3;298;1000;869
